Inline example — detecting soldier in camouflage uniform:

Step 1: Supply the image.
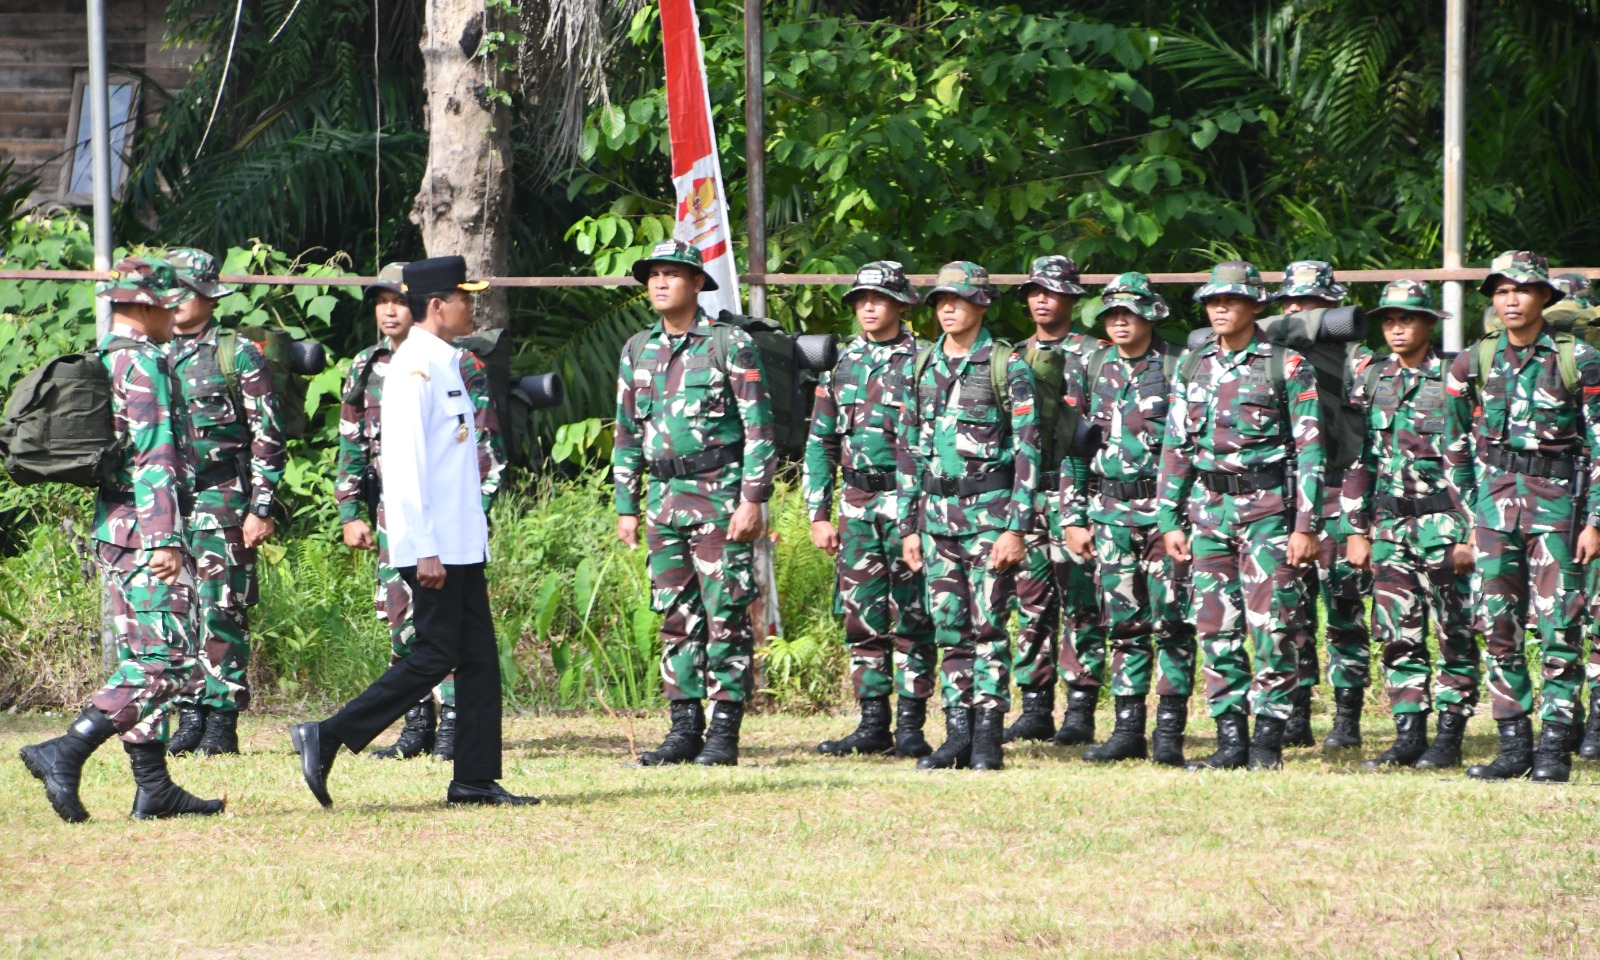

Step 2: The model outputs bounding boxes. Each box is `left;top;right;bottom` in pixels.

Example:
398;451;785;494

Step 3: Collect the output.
804;261;937;758
1157;261;1325;771
20;258;224;822
898;262;1042;771
1444;251;1600;783
161;249;286;757
1343;281;1478;768
614;240;777;767
1062;273;1197;765
1004;255;1109;747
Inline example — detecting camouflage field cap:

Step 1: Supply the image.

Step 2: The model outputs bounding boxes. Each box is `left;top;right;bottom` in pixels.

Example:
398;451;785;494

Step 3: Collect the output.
1095;271;1170;323
1194;260;1267;302
925;261;997;308
96;256;191;308
1269;259;1347;303
843;260;920;306
1018;255;1086;297
1479;250;1563;303
1552;272;1594;307
630;238;718;291
365;261;410;297
166;247;234;300
1370;279;1447;321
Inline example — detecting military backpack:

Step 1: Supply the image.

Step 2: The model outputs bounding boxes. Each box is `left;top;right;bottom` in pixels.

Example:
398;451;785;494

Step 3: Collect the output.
217;325;325;441
0;338;143;487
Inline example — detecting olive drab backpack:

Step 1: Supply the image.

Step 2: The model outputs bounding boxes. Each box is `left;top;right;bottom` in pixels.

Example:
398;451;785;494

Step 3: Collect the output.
911;337;1017;419
218;326;315;440
0;338;142;487
1465;330;1581;397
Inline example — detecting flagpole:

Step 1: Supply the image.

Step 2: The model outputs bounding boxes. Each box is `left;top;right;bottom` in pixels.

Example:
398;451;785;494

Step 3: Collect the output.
744;0;766;319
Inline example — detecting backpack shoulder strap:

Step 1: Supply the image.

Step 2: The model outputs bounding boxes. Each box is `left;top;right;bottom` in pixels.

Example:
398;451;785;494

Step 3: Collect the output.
990;338;1014;414
99;336;143;355
912;343;935;388
1360;354;1387;401
1268;343;1287;396
1179;341;1208;385
624;329;652;372
1470;333;1500;396
710;321;734;376
1555;332;1580;394
215;328;247;417
1086;342;1114;387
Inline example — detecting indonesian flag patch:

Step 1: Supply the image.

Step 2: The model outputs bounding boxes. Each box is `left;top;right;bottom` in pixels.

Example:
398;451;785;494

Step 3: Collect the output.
1297;388;1317;402
745;369;761;382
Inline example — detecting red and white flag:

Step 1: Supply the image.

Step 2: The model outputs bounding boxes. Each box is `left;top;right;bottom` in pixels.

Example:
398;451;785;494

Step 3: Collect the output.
662;0;742;317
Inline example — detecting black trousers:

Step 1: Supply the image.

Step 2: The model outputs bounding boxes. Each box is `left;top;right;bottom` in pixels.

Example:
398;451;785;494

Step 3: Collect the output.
325;562;501;782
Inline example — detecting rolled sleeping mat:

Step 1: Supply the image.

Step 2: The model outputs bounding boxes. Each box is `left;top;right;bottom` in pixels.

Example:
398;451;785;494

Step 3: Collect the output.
513;372;565;410
289;340;328;376
793;333;838;372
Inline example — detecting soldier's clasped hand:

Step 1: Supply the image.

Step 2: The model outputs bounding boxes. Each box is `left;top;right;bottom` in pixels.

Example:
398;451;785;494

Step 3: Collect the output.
148;546;182;585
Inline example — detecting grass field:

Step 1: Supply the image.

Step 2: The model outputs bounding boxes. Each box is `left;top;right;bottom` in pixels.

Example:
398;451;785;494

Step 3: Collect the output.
3;706;1599;960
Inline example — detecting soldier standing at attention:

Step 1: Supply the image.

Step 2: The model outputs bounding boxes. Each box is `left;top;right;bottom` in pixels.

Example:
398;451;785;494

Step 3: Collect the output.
613;240;777;767
20;257;224;822
1004;256;1108;747
805;262;937;758
1444;251;1600;783
1343;281;1478;769
1061;273;1196;765
1157;261;1324;771
162;248;285;757
899;262;1042;771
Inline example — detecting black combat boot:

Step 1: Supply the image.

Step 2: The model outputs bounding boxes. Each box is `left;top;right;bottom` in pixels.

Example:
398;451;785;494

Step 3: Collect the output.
1322;686;1364;751
1002;686;1056;743
195;709;240;757
1564;694;1585;753
894;697;933;759
1150;695;1188;767
1283;686;1315;747
1531;720;1574;783
125;741;225;819
693;701;745;766
1083;696;1148;763
371;701;436;760
970;709;1006;771
1579;697;1600;761
1248;716;1286;770
638;700;705;766
1414;711;1468;770
917;706;973;770
433;706;457;760
1364;712;1430;768
167;704;207;757
1185;713;1248;771
818;697;894;756
18;706;117;823
1050;687;1097;746
1465;717;1534;780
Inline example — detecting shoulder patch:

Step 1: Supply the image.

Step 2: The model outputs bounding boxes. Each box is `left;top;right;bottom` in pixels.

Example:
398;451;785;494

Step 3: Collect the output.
735;347;759;369
1283;353;1303;377
1297;387;1318;402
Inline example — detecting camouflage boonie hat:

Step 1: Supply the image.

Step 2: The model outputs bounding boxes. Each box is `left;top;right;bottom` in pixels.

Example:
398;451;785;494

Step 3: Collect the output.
925;261;997;308
630;238;718;291
365;261;410;297
96;256;190;308
1194;260;1267;302
1552;272;1593;306
1370;279;1447;320
1269;260;1347;303
1479;250;1562;303
165;247;234;299
843;260;920;306
1018;255;1086;297
1095;271;1170;323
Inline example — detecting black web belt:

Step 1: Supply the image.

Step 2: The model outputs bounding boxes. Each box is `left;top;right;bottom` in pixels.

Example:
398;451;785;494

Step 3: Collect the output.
842;467;895;493
1486;445;1576;480
1375;491;1455;519
1100;477;1158;501
101;461;237;505
921;468;1014;497
1198;464;1287;496
649;444;744;479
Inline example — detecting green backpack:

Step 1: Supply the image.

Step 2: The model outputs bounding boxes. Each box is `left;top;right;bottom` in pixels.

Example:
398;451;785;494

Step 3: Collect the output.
910;337;1017;416
1466;330;1580;397
0;338;142;487
218;326;314;440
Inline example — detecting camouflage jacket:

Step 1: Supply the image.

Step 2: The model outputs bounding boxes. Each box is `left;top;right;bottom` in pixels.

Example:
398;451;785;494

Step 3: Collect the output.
1156;333;1325;536
93;327;191;550
457;348;508;511
612;312;778;524
1444;328;1600;534
167;321;285;529
896;328;1042;538
1342;350;1469;548
802;327;918;523
1062;337;1177;529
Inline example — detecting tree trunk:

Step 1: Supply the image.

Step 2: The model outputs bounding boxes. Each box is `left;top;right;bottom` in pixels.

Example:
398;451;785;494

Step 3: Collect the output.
410;0;515;331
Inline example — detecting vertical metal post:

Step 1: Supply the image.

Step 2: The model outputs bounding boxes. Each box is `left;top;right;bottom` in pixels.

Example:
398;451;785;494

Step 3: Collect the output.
1441;0;1466;352
86;0;113;336
743;0;766;319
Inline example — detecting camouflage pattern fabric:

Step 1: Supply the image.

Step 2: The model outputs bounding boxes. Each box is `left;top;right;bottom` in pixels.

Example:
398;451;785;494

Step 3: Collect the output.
802;328;935;699
1344;350;1478;715
1444;326;1600;724
922;529;1018;710
1156;332;1325;718
613;312;778;703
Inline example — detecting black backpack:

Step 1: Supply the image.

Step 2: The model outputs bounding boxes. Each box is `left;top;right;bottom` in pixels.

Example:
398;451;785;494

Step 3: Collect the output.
0;338;142;487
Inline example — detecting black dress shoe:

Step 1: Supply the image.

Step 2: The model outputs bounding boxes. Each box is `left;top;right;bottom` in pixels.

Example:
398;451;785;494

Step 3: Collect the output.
289;722;335;809
446;780;541;806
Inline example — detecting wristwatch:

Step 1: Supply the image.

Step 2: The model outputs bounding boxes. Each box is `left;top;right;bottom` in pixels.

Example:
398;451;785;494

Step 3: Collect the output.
249;503;272;519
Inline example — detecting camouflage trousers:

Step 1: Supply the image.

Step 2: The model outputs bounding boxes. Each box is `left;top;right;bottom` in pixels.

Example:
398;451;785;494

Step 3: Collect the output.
1370;537;1477;716
1292;527;1372;690
1013;519;1104;690
647;516;757;703
835;512;936;700
1095;522;1196;697
1473;526;1585;724
178;525;256;713
89;541;201;744
1586;560;1600;698
1191;514;1305;719
923;530;1017;712
376;508;455;708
